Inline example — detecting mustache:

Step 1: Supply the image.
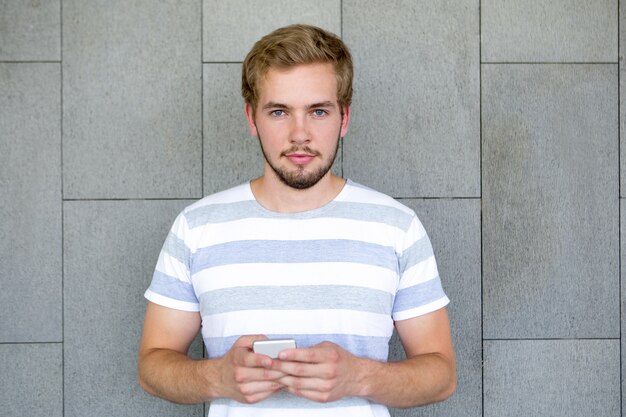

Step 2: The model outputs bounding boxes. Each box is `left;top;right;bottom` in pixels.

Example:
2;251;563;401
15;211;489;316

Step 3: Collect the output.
280;146;321;157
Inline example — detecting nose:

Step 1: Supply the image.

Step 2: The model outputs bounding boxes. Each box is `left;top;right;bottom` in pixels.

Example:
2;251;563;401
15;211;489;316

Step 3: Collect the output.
290;113;310;145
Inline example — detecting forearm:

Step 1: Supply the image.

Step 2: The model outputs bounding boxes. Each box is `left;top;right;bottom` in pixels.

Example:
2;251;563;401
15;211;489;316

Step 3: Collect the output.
356;353;456;408
138;348;224;404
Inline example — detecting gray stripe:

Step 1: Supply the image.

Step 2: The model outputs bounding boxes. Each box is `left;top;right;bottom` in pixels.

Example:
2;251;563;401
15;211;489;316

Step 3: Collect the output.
212;391;370;409
185;200;412;230
149;270;198;303
162;231;191;270
393;277;446;313
199;285;393;315
399;235;434;273
185;200;259;228
191;239;398;273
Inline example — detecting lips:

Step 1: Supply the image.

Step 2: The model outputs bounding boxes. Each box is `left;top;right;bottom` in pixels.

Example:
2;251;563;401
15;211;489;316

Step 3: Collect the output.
282;147;319;165
286;153;315;165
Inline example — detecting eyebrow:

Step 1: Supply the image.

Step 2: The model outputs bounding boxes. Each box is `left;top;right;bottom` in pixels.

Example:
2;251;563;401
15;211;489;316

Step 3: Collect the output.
261;101;337;111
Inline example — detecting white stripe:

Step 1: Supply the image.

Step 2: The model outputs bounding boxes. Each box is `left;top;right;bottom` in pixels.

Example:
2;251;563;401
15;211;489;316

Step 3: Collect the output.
185;183;251;210
397;256;439;290
208;403;389;417
392;297;450;321
399;217;428;252
193;263;399;295
339;183;413;214
156;253;190;282
144;289;200;312
190;217;404;248
202;310;393;338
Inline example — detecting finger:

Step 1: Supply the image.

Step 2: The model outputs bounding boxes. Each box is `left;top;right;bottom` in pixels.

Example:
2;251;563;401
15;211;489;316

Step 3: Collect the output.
273;355;341;380
234;334;268;348
283;385;334;403
279;375;331;391
278;345;339;363
237;381;285;403
233;348;274;368
243;367;288;381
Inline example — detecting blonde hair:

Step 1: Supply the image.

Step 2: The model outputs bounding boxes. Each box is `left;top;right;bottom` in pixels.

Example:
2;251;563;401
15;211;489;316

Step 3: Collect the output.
242;24;353;113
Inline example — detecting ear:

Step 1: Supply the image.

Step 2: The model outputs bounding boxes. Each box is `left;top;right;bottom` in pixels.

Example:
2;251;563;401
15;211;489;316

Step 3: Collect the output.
244;103;258;136
340;105;351;138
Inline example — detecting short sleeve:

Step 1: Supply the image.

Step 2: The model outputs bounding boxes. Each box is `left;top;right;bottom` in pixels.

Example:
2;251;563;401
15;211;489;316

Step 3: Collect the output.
144;211;200;311
392;214;449;321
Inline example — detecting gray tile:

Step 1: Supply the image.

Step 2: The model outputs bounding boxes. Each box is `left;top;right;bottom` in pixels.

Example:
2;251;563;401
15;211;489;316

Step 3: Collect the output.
0;344;62;417
203;0;341;62
482;0;617;63
482;65;619;339
343;0;480;198
622;201;626;416
0;0;60;61
484;340;620;417
203;64;342;195
621;3;626;197
204;64;264;194
64;200;204;417
63;1;202;199
389;199;481;417
0;63;61;342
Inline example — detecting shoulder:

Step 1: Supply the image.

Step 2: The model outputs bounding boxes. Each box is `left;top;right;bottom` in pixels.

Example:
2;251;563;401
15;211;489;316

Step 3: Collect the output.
178;183;256;229
340;180;418;230
342;180;414;214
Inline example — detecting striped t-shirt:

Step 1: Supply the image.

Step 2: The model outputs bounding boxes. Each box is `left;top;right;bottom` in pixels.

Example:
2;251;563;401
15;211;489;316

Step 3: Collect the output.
145;180;449;417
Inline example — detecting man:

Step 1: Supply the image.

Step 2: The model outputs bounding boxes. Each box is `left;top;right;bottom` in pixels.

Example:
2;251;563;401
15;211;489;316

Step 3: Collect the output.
138;24;456;416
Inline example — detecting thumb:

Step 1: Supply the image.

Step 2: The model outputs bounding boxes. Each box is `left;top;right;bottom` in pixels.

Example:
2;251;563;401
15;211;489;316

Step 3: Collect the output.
234;334;268;349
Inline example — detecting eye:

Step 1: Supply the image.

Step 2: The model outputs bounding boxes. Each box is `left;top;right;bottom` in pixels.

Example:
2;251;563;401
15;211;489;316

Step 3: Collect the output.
270;109;285;117
312;109;327;117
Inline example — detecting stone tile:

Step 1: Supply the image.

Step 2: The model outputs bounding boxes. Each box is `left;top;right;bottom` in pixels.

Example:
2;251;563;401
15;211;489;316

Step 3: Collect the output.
64;200;203;417
204;64;264;194
389;199;481;417
0;63;61;342
0;344;62;417
342;0;480;198
482;0;617;63
619;2;626;197
63;0;202;199
203;0;341;62
0;0;60;61
622;201;626;416
203;64;342;195
484;340;620;417
482;65;618;339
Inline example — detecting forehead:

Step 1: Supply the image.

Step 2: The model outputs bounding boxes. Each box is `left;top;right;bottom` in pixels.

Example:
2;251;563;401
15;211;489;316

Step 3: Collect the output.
257;63;338;106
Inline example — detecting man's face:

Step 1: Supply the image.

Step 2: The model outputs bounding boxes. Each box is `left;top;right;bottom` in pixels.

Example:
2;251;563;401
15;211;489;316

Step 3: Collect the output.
245;63;350;190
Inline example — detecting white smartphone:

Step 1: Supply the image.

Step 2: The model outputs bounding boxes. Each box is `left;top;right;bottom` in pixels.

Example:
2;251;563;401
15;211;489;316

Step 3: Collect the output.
252;338;297;359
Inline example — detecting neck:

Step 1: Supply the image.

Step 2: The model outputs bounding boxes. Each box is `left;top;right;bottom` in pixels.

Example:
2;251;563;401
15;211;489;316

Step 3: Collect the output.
250;172;346;213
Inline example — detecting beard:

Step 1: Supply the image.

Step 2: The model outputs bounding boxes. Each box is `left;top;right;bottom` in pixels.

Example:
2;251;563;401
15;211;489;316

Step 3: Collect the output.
257;134;341;190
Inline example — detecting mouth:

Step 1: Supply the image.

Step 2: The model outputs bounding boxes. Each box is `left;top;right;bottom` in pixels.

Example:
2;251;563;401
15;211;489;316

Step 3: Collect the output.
285;153;316;165
282;147;319;165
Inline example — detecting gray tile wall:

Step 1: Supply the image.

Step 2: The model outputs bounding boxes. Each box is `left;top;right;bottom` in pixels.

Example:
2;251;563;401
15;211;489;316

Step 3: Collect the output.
0;1;620;416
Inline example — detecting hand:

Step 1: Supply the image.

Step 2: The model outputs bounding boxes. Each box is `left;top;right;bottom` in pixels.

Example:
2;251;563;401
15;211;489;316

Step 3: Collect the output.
271;341;364;403
215;335;287;404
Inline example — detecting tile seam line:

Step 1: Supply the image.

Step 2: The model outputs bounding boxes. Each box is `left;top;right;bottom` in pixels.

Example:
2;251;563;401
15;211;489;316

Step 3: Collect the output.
618;3;622;417
201;0;204;201
60;1;65;416
481;61;618;65
0;60;61;64
483;338;621;341
62;198;201;202
479;2;484;417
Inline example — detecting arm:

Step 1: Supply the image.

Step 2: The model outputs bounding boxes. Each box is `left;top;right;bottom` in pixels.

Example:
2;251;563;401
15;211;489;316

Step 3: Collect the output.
272;307;456;407
137;302;286;404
